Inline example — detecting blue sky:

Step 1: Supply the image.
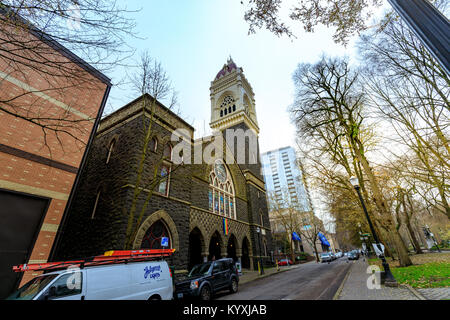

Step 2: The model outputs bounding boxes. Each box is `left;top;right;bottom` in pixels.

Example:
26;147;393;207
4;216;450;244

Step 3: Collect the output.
105;0;367;154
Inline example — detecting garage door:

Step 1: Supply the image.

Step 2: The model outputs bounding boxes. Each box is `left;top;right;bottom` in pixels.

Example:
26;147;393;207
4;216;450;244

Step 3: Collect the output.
0;189;49;299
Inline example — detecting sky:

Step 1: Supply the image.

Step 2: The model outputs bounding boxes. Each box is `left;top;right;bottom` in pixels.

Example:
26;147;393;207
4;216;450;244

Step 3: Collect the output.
104;0;371;154
103;0;389;229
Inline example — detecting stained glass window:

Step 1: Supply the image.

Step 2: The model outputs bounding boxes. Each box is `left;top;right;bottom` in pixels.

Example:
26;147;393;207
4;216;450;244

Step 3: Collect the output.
225;197;229;217
140;220;171;249
208;190;213;211
214;190;219;213
158;164;170;195
209;161;236;219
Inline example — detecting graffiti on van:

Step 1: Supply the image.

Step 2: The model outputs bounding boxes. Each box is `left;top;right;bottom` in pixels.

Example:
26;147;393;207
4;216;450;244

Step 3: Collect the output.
144;265;161;280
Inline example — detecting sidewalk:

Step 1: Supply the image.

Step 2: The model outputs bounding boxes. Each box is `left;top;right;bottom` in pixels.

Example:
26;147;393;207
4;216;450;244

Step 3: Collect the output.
337;258;419;300
239;261;310;286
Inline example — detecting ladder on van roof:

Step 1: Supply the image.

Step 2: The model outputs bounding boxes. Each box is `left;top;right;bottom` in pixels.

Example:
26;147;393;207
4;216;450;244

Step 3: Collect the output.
13;249;176;273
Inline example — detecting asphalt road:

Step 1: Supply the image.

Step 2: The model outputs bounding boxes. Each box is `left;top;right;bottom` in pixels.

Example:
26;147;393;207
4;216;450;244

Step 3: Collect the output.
217;258;353;300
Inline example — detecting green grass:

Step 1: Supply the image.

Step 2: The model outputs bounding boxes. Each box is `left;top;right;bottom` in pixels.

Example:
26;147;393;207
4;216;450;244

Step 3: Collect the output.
389;262;450;288
368;254;450;288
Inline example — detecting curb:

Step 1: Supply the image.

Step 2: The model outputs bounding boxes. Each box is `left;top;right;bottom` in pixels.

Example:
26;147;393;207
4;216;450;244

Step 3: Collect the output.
402;284;427;300
332;261;354;300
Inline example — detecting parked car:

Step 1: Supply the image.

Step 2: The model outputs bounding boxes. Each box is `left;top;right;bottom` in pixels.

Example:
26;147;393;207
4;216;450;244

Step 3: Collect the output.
348;251;360;260
335;252;343;258
7;259;173;300
174;258;239;301
278;259;293;266
330;252;336;260
320;253;332;263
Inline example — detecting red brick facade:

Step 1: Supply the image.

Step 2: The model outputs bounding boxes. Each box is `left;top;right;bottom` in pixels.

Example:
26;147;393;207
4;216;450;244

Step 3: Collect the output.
0;13;110;296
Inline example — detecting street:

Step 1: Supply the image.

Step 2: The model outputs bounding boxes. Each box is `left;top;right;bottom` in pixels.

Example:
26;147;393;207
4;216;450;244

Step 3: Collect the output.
217;259;352;300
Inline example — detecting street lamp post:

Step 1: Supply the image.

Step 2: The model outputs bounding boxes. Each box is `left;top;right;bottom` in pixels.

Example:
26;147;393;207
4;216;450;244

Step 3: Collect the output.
256;227;264;275
350;176;398;287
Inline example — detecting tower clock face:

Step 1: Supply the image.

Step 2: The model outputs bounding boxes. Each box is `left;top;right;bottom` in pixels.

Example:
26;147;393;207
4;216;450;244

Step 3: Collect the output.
214;160;227;183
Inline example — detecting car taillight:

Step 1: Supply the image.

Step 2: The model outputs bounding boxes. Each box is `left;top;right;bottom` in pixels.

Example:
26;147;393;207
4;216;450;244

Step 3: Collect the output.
169;268;172;278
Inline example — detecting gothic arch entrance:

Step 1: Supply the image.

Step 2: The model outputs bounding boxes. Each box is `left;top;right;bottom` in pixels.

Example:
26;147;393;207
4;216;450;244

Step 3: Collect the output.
140;220;171;249
188;228;204;270
227;234;238;262
242;237;251;269
132;210;179;250
208;231;222;261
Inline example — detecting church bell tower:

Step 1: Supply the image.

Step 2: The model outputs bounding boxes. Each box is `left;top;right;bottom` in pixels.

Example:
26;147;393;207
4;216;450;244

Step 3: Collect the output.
210;57;259;135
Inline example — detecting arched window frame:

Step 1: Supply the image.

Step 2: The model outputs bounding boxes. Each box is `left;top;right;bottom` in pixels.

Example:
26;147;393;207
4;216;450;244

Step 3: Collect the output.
91;189;102;219
157;163;171;197
106;139;116;164
163;143;173;161
208;162;236;220
150;137;158;153
219;95;235;118
140;219;173;249
259;210;264;227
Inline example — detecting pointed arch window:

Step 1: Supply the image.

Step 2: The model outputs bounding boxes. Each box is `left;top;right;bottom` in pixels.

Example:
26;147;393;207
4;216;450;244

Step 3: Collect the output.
91;189;101;219
157;164;171;196
220;95;235;117
150;137;158;153
208;160;236;219
140;220;172;249
259;210;264;227
106;139;116;164
163;144;172;161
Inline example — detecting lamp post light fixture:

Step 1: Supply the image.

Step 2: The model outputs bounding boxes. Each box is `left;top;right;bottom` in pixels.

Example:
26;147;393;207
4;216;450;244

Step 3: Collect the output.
349;176;398;287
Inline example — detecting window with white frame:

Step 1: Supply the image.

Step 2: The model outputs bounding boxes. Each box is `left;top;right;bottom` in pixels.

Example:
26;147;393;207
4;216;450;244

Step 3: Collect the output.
208;160;236;219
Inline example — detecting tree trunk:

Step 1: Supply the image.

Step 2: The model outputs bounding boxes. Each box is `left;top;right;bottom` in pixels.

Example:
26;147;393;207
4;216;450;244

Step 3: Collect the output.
391;229;413;267
405;217;423;254
351;139;413;266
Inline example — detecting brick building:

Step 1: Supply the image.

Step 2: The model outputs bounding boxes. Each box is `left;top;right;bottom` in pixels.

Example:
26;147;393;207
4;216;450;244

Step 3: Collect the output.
0;10;111;298
53;58;273;274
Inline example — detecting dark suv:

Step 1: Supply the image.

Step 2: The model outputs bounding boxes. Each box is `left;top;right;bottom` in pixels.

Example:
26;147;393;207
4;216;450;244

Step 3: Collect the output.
175;258;239;301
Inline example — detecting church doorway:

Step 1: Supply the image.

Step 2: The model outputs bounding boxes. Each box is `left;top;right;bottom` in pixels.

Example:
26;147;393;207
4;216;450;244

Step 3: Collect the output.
241;237;250;269
188;228;204;271
208;231;222;261
227;234;238;262
140;219;171;249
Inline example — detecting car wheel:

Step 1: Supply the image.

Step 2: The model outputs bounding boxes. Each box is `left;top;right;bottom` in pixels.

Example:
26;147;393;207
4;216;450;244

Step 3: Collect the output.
200;285;211;301
230;278;238;293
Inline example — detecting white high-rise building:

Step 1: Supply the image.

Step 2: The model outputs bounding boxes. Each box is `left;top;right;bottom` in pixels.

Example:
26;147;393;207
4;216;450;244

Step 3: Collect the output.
261;146;312;213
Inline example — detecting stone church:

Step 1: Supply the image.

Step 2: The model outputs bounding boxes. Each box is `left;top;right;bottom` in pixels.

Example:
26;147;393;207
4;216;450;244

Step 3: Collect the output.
53;58;273;273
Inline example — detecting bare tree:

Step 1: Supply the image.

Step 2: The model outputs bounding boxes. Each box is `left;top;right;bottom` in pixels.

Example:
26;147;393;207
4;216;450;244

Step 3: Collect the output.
0;1;136;152
290;56;413;266
242;0;383;45
359;3;450;218
120;52;183;250
267;189;303;262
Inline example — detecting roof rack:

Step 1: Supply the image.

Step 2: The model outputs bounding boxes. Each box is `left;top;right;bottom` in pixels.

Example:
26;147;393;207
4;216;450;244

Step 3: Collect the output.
13;249;175;273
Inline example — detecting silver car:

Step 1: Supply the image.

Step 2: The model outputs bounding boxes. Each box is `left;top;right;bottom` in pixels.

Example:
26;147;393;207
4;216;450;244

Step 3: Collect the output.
320;253;332;263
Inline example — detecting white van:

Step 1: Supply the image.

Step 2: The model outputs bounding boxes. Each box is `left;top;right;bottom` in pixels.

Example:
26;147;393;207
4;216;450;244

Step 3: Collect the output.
7;260;173;300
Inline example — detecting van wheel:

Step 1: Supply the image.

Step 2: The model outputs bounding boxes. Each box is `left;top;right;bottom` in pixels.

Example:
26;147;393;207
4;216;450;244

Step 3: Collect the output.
229;278;238;293
148;295;161;301
200;285;211;301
